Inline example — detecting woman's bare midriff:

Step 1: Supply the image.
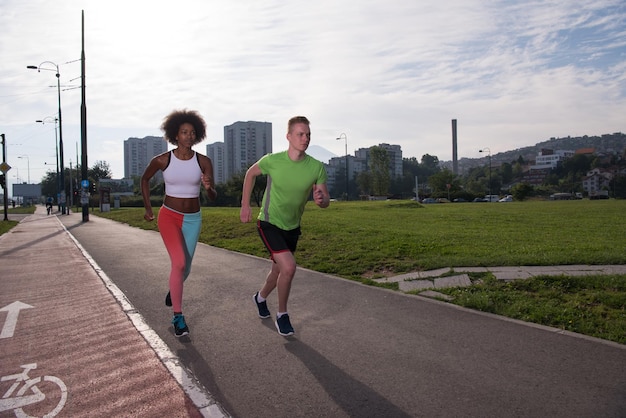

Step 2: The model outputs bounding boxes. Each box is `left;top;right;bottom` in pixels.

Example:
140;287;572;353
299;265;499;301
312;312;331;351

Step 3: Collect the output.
164;196;201;213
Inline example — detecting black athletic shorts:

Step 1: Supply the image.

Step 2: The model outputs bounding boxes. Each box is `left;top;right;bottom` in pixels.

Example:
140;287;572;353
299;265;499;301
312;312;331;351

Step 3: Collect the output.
257;220;301;258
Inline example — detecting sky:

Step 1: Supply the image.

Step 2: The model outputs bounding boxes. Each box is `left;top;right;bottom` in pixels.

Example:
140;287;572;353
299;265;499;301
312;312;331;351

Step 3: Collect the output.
1;0;625;193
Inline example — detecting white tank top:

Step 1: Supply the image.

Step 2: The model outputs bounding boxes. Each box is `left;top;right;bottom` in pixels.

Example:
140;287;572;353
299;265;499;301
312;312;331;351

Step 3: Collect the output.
162;151;202;198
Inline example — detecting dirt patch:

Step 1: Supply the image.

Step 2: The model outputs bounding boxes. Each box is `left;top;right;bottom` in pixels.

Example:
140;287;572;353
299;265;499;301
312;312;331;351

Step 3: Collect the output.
362;268;396;279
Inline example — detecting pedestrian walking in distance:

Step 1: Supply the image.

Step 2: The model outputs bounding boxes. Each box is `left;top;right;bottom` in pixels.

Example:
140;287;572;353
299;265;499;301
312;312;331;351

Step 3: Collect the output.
141;109;217;337
240;116;330;336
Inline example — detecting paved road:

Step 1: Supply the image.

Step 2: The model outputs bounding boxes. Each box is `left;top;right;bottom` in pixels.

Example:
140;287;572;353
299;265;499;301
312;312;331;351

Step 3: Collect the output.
2;206;625;417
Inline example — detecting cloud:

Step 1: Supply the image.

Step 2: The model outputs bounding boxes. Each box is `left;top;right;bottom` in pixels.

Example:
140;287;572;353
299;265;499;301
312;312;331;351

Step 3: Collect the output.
0;0;624;183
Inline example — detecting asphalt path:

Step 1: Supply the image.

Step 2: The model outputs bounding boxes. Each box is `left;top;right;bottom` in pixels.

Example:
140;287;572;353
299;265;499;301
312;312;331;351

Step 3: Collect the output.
58;211;626;418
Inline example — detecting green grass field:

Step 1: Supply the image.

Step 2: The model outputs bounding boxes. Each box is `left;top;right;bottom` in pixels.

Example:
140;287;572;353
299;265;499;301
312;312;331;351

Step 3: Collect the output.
95;199;626;277
8;199;623;343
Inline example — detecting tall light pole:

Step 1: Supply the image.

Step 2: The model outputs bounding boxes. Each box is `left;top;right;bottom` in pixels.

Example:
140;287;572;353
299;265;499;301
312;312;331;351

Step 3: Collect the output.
28;62;66;214
1;133;7;220
80;10;90;222
37;118;60;206
69;160;74;208
479;148;491;199
17;156;30;183
336;133;348;200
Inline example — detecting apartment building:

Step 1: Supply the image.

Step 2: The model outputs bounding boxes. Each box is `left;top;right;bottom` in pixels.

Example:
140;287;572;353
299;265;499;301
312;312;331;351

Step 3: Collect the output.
223;121;272;181
123;136;168;181
206;142;226;184
531;149;575;170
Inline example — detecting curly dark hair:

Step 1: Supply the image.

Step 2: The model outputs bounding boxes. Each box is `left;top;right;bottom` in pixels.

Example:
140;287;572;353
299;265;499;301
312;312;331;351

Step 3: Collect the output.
160;109;207;145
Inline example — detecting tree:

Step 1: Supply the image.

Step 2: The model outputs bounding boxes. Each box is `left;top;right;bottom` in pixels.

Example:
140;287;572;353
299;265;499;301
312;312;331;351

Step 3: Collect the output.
463;165;490;196
229;168;267;207
356;171;372;196
369;146;390;196
420;154;440;176
611;174;626;199
511;182;534;201
89;160;112;182
501;162;513;184
428;169;459;196
40;170;58;199
555;154;592;179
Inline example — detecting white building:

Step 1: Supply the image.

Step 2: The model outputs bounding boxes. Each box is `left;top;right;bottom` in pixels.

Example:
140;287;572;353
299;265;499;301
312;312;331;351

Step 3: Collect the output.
531;149;575;170
123;136;168;180
326;143;403;197
354;143;403;178
224;121;272;181
582;168;612;195
206;142;226;184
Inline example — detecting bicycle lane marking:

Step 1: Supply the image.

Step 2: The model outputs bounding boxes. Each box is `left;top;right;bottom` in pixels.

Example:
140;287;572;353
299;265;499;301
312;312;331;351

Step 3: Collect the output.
0;363;68;417
59;219;230;418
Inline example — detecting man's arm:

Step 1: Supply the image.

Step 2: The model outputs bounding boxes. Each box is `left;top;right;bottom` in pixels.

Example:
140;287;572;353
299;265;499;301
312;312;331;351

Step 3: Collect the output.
240;163;262;223
313;183;330;208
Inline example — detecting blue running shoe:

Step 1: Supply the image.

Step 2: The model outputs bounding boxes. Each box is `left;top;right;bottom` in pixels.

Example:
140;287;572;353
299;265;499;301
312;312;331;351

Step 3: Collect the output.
172;314;189;337
253;292;271;319
275;314;294;336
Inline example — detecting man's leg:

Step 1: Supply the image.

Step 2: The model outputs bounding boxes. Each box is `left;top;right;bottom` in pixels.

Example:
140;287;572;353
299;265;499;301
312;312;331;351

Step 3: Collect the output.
270;251;297;313
259;261;279;299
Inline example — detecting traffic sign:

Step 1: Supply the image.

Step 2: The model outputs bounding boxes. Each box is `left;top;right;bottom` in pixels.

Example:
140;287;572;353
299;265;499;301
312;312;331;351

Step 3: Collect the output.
0;162;11;173
81;179;89;188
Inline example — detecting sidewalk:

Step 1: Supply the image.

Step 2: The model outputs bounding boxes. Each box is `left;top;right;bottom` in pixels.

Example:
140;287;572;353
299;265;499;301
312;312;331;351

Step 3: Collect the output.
0;206;226;417
2;206;626;417
378;264;626;293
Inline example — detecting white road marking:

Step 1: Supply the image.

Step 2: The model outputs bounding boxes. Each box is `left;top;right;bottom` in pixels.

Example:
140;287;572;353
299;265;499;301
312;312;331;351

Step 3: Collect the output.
0;301;34;339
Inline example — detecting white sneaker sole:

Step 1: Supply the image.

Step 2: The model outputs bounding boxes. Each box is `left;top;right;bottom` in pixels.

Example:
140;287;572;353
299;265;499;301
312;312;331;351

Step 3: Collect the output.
275;320;294;336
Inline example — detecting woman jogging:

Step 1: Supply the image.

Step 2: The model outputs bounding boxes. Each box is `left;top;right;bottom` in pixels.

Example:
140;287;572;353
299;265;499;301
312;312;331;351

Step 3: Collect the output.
141;109;217;337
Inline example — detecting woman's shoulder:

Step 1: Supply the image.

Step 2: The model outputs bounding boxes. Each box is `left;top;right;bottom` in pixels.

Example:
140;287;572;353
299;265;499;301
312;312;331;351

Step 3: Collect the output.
154;150;171;160
149;150;171;166
195;152;214;171
195;152;211;161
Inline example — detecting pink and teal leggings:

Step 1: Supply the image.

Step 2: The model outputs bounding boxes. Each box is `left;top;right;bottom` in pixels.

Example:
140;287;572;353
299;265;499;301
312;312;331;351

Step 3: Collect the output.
157;205;202;312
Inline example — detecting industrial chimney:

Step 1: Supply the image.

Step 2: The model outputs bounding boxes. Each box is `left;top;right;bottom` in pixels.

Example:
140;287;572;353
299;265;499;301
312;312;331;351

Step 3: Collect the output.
452;119;458;174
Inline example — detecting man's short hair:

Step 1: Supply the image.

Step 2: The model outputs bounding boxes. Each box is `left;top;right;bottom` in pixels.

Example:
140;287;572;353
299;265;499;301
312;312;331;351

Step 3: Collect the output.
288;116;310;132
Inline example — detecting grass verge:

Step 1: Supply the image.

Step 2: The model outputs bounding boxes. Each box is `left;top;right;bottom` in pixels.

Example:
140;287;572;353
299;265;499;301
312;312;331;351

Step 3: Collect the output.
424;273;626;344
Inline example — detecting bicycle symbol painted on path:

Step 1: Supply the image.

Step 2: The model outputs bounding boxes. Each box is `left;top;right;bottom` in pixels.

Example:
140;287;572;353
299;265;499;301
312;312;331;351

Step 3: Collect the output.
1;363;67;418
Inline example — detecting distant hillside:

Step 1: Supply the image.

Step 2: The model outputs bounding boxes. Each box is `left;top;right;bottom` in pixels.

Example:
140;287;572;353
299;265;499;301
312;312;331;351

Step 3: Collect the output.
445;132;626;173
307;145;338;163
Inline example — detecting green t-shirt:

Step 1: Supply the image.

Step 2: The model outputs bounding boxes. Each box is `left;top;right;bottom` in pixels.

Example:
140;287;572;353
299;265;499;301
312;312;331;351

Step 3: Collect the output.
257;151;328;231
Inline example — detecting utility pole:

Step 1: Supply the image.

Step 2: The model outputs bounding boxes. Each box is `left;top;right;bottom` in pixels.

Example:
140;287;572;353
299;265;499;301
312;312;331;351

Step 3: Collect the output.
81;10;89;221
1;134;8;221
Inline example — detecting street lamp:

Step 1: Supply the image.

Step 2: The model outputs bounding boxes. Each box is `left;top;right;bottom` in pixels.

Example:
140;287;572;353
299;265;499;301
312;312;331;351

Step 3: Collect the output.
37;118;60;205
28;62;66;214
336;133;348;200
17;156;30;184
479;148;492;199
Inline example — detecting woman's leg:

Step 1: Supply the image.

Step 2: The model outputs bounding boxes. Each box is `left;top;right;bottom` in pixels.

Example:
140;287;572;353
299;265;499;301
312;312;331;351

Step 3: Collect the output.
180;211;202;281
158;207;186;312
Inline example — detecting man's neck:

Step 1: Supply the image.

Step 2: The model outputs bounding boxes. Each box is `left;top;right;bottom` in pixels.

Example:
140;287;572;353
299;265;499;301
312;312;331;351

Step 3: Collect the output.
287;147;306;161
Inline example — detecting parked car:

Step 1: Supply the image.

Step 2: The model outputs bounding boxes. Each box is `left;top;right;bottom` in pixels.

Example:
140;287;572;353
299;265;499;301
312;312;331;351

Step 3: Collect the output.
453;198;467;202
484;194;500;202
421;198;438;204
498;195;513;202
472;197;486;202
